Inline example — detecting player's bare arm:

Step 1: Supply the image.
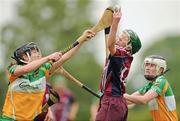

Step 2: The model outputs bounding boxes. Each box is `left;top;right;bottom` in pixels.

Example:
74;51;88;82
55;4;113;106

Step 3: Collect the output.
50;30;95;74
124;89;158;104
13;52;62;77
107;8;122;55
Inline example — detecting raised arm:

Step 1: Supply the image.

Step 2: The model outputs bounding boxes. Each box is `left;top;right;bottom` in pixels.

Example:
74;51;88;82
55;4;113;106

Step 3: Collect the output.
50;29;95;74
104;26;110;58
13;52;62;77
107;8;122;55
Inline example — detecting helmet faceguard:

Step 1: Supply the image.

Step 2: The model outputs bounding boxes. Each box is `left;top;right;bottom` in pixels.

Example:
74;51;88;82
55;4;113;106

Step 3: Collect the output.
143;55;168;80
12;42;41;65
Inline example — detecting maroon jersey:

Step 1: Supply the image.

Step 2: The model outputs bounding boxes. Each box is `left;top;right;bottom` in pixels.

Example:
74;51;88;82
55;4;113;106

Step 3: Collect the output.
34;83;52;121
100;47;133;96
51;88;75;121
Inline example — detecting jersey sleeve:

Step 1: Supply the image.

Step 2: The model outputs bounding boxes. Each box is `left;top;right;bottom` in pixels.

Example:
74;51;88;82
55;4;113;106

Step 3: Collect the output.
8;65;19;74
138;83;151;95
42;62;52;71
150;77;166;96
41;62;52;78
8;65;20;82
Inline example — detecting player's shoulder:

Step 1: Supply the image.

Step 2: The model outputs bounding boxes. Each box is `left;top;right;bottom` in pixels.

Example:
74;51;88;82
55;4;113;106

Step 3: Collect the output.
115;46;132;57
42;62;52;69
116;46;126;53
155;75;167;84
8;64;21;74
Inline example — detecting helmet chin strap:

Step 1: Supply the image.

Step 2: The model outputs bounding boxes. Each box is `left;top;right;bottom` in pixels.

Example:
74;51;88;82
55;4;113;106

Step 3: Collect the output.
124;31;132;52
125;43;132;52
144;75;157;81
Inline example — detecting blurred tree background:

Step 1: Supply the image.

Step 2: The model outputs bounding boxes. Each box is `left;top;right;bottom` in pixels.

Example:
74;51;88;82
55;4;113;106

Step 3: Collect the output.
0;0;179;120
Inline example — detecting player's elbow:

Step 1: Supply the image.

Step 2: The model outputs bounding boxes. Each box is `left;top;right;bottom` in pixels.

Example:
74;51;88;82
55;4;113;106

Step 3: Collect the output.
107;40;116;50
141;99;148;105
108;46;116;55
141;101;147;105
107;44;115;52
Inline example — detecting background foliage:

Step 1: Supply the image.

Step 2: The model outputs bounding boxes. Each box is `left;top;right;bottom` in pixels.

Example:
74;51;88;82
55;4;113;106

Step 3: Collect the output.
0;0;179;120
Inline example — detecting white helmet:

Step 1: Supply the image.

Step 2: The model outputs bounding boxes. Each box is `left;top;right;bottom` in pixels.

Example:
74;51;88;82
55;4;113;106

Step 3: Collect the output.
144;55;167;75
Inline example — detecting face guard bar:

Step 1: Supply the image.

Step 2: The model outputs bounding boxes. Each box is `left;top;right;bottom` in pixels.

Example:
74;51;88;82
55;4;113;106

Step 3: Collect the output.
12;42;41;65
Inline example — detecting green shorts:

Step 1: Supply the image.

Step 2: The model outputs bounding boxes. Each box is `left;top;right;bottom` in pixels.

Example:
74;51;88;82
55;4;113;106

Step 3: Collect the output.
0;115;15;121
